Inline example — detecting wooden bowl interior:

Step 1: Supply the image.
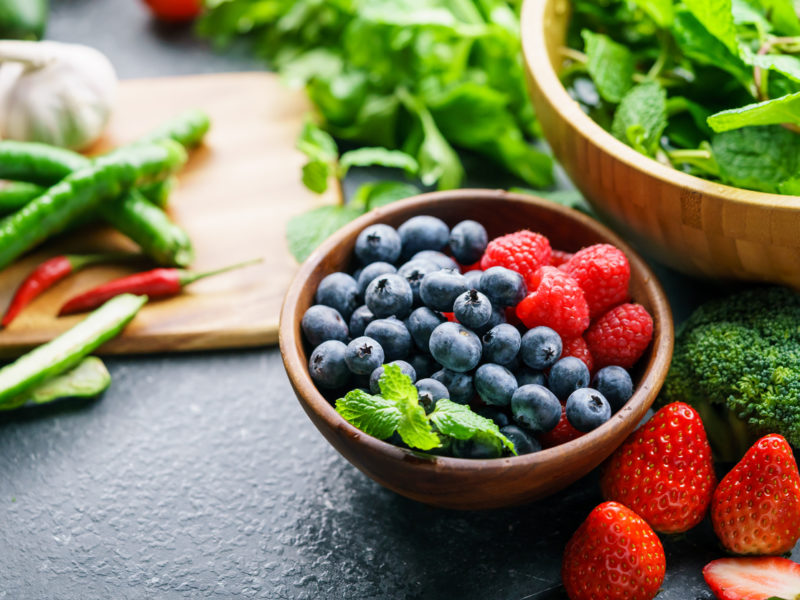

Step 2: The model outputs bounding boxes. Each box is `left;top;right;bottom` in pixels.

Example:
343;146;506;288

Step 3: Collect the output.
280;190;673;509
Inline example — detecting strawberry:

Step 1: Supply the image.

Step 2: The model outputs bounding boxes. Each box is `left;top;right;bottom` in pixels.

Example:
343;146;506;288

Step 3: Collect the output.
600;402;715;534
703;557;800;600
562;501;665;600
711;433;800;555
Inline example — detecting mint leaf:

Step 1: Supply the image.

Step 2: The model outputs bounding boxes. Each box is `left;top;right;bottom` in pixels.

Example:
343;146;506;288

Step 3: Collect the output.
429;399;516;454
712;125;800;192
287;204;364;262
335;389;401;440
350;181;420;211
683;0;739;55
1;357;111;411
339;147;419;177
302;160;332;194
746;52;800;83
731;0;772;28
778;176;800;195
611;81;668;157
581;30;635;103
379;364;440;450
297;120;339;195
630;0;674;27
708;92;800;132
756;0;800;34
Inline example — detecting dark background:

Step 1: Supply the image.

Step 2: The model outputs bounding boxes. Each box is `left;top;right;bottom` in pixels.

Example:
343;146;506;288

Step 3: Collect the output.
0;1;791;599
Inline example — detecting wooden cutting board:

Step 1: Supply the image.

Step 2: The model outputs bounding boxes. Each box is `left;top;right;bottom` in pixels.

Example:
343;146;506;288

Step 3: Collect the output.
0;73;340;357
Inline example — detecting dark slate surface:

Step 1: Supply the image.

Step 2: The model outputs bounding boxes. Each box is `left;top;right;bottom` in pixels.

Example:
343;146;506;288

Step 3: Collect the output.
0;1;793;598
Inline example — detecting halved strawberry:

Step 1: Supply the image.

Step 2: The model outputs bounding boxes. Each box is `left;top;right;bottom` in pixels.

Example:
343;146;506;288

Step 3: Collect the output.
703;557;800;600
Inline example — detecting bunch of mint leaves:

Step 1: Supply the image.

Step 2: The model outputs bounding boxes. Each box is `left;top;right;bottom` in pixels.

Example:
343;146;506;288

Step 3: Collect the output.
198;0;555;260
336;364;516;456
565;0;800;195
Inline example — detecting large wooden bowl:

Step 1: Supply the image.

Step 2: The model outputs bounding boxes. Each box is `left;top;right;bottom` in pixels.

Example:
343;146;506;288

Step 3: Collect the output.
521;0;800;288
279;190;673;509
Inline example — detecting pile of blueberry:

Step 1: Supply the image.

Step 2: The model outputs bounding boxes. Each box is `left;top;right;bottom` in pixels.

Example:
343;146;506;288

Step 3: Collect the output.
302;215;635;458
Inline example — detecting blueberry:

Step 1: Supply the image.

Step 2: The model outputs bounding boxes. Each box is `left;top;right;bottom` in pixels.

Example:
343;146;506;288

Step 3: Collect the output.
453;289;492;329
409;353;437;380
357;262;397;295
481;323;521;365
397;259;439;304
474;363;518;406
476;406;511;428
515;367;546;387
501;424;541;455
370;360;417;394
349;305;375;338
520;326;563;370
365;317;413;361
301;305;349;347
364;273;413;318
355;224;401;264
548;357;590;401
452;437;502;459
420;269;469;312
429;322;482;372
463;269;483;291
415;378;450;413
308;340;350;389
566;388;611;432
344;336;385;375
431;369;474;404
480;266;527;307
411;250;459;271
449;220;488;265
316;272;359;320
399;215;449;258
474;304;507;336
592;366;634;412
406;307;446;353
510;384;561;433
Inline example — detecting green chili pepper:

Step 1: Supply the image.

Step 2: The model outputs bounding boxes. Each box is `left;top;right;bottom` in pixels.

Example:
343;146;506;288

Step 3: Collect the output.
0;0;48;41
138;109;211;148
0;181;45;215
139;177;176;208
0;294;146;404
0;140;86;185
0;140;187;271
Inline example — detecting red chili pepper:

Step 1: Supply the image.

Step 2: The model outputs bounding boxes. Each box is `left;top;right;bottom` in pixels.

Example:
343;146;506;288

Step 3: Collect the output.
58;258;262;316
1;253;137;329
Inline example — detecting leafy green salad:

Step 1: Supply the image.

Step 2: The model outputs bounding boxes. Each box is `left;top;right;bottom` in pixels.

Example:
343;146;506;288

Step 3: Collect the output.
564;0;800;194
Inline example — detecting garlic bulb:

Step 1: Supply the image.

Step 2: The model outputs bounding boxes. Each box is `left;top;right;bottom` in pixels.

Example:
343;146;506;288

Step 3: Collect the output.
0;40;117;150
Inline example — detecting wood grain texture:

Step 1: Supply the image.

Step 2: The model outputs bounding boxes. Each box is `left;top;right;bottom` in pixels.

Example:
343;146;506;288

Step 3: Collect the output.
521;0;800;288
279;190;674;509
0;72;340;357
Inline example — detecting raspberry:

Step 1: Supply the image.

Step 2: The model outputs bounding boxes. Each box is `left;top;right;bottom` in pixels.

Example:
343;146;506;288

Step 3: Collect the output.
515;267;589;339
442;311;458;323
561;336;594;372
560;244;630;318
459;261;482;273
538;402;584;448
585;303;653;369
480;230;551;284
550;249;574;267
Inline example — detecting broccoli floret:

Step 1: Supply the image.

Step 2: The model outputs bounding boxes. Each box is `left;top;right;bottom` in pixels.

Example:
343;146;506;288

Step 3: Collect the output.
658;287;800;461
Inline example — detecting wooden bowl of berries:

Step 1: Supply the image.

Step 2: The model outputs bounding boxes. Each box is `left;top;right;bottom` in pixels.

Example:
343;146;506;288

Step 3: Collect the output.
279;189;673;509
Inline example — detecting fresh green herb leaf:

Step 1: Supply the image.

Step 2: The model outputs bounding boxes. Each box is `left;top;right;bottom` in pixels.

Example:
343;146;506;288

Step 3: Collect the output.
712;125;800;192
682;0;739;55
611;81;668;157
779;176;800;194
581;30;635;103
746;52;800;83
286;204;363;262
429;399;516;454
301;160;332;194
630;0;674;28
338;147;419;177
350;181;421;211
335;389;401;440
756;0;800;35
297;119;338;162
731;0;773;29
708;92;800;131
378;364;439;450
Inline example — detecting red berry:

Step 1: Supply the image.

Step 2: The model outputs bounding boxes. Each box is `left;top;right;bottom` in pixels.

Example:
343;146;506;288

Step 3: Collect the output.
515;267;589;339
480;230;551;284
585;303;653;369
703;557;800;600
560;244;630;318
562;501;665;600
442;312;458;323
459;261;481;273
538;402;584;448
711;434;800;555
601;402;716;534
560;336;593;372
550;249;574;267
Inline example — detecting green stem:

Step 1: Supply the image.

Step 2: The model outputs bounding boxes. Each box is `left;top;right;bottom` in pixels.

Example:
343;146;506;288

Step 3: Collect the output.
66;252;142;271
177;258;263;287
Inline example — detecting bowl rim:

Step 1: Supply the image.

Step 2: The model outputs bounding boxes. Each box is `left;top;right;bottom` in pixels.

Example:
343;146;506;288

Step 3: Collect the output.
279;189;674;475
520;0;800;210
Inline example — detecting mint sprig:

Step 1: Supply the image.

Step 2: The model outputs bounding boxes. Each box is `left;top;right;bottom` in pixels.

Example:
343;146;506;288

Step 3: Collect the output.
335;364;516;455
